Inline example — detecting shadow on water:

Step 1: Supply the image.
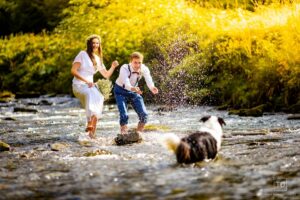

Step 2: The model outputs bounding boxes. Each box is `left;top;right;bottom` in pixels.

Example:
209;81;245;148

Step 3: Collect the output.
0;96;299;199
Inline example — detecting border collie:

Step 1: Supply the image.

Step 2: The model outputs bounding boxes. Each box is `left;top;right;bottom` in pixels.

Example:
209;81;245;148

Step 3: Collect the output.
162;116;226;164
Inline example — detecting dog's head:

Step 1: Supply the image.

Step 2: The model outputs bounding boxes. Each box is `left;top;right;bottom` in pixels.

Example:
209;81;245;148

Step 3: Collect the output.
200;115;226;127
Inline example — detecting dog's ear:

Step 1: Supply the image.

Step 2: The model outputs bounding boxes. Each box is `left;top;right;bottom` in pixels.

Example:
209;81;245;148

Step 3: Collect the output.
200;116;211;123
218;117;226;126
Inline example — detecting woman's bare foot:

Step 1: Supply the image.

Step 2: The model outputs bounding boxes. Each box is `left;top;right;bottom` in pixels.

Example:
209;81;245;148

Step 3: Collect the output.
88;115;97;139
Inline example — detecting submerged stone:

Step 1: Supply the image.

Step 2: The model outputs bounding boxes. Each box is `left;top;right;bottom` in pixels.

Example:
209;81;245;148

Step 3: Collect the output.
50;143;69;151
83;149;112;157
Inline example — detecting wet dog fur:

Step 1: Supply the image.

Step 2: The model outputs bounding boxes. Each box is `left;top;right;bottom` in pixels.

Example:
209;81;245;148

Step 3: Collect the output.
163;116;226;164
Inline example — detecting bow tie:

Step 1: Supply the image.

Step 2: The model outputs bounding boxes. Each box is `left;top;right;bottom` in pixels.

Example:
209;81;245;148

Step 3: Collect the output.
132;71;140;75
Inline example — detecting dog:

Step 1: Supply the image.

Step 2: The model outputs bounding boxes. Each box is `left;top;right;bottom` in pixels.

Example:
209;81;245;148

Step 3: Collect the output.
162;116;226;164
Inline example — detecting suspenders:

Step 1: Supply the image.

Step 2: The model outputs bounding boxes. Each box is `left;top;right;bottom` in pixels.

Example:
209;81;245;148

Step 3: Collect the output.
123;64;141;88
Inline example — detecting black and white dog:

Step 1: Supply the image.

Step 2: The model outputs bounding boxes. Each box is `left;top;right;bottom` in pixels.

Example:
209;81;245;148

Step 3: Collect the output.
163;116;226;164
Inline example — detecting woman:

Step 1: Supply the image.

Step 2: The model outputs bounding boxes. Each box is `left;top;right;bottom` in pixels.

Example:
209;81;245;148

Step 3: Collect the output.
71;34;119;139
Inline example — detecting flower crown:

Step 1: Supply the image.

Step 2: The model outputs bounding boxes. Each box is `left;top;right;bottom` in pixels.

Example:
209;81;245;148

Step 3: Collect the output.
86;34;101;43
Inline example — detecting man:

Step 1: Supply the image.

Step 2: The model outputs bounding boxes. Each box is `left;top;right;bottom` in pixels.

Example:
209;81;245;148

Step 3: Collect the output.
114;52;158;135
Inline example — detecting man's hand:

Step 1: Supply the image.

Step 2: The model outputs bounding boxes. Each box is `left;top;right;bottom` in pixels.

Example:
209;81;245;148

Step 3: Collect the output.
131;87;143;94
151;87;158;94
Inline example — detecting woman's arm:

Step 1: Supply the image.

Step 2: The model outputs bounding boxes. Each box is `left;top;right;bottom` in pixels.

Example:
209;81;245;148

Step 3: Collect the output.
71;62;94;87
99;60;119;79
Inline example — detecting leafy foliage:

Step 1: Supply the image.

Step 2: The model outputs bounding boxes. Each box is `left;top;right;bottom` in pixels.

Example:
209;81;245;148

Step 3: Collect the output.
0;0;299;112
0;0;69;37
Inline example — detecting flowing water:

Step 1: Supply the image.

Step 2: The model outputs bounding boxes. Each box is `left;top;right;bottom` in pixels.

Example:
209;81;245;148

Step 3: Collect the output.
0;96;299;200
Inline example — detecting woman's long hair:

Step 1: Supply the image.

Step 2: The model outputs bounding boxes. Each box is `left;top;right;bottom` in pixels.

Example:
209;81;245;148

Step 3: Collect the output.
86;34;103;67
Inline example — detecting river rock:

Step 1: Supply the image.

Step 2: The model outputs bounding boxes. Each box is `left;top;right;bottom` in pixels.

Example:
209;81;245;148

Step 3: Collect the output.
115;131;143;145
14;107;38;113
0;140;10;151
4;117;17;121
50;142;69;151
38;100;53;105
0;91;15;103
287;114;300;120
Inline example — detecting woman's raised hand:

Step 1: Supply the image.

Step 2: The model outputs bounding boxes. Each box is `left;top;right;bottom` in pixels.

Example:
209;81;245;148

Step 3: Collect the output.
112;60;119;68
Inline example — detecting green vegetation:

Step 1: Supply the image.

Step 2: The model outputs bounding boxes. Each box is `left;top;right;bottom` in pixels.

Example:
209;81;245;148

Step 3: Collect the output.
0;0;69;36
0;0;299;113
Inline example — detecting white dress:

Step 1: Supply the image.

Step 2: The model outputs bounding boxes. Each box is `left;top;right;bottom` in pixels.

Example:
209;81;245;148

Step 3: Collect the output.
72;51;105;121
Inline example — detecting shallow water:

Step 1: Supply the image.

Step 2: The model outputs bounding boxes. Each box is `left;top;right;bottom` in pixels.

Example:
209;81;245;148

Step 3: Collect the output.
0;96;299;200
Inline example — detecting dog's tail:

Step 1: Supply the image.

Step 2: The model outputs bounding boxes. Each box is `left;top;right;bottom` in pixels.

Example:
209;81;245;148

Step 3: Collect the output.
160;133;181;152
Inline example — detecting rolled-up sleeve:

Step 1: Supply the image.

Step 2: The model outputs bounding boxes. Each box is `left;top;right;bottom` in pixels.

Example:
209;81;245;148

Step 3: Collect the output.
143;66;155;90
120;66;132;91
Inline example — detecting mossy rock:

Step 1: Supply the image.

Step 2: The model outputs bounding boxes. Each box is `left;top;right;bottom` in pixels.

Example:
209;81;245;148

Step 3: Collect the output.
228;104;265;117
228;109;241;115
216;104;229;110
115;131;142;145
0;140;10;151
0;91;15;102
144;124;171;132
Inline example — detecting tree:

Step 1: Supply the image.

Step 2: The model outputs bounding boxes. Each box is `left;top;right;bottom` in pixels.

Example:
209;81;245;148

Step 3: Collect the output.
0;0;69;37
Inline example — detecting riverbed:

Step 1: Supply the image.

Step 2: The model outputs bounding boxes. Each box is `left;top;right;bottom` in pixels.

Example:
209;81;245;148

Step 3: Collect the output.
0;96;299;199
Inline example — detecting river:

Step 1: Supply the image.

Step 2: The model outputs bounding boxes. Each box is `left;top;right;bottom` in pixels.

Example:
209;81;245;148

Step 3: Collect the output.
0;96;299;199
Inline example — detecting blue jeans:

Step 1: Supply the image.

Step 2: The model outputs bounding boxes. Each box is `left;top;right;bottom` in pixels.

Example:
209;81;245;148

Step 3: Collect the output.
113;84;148;126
